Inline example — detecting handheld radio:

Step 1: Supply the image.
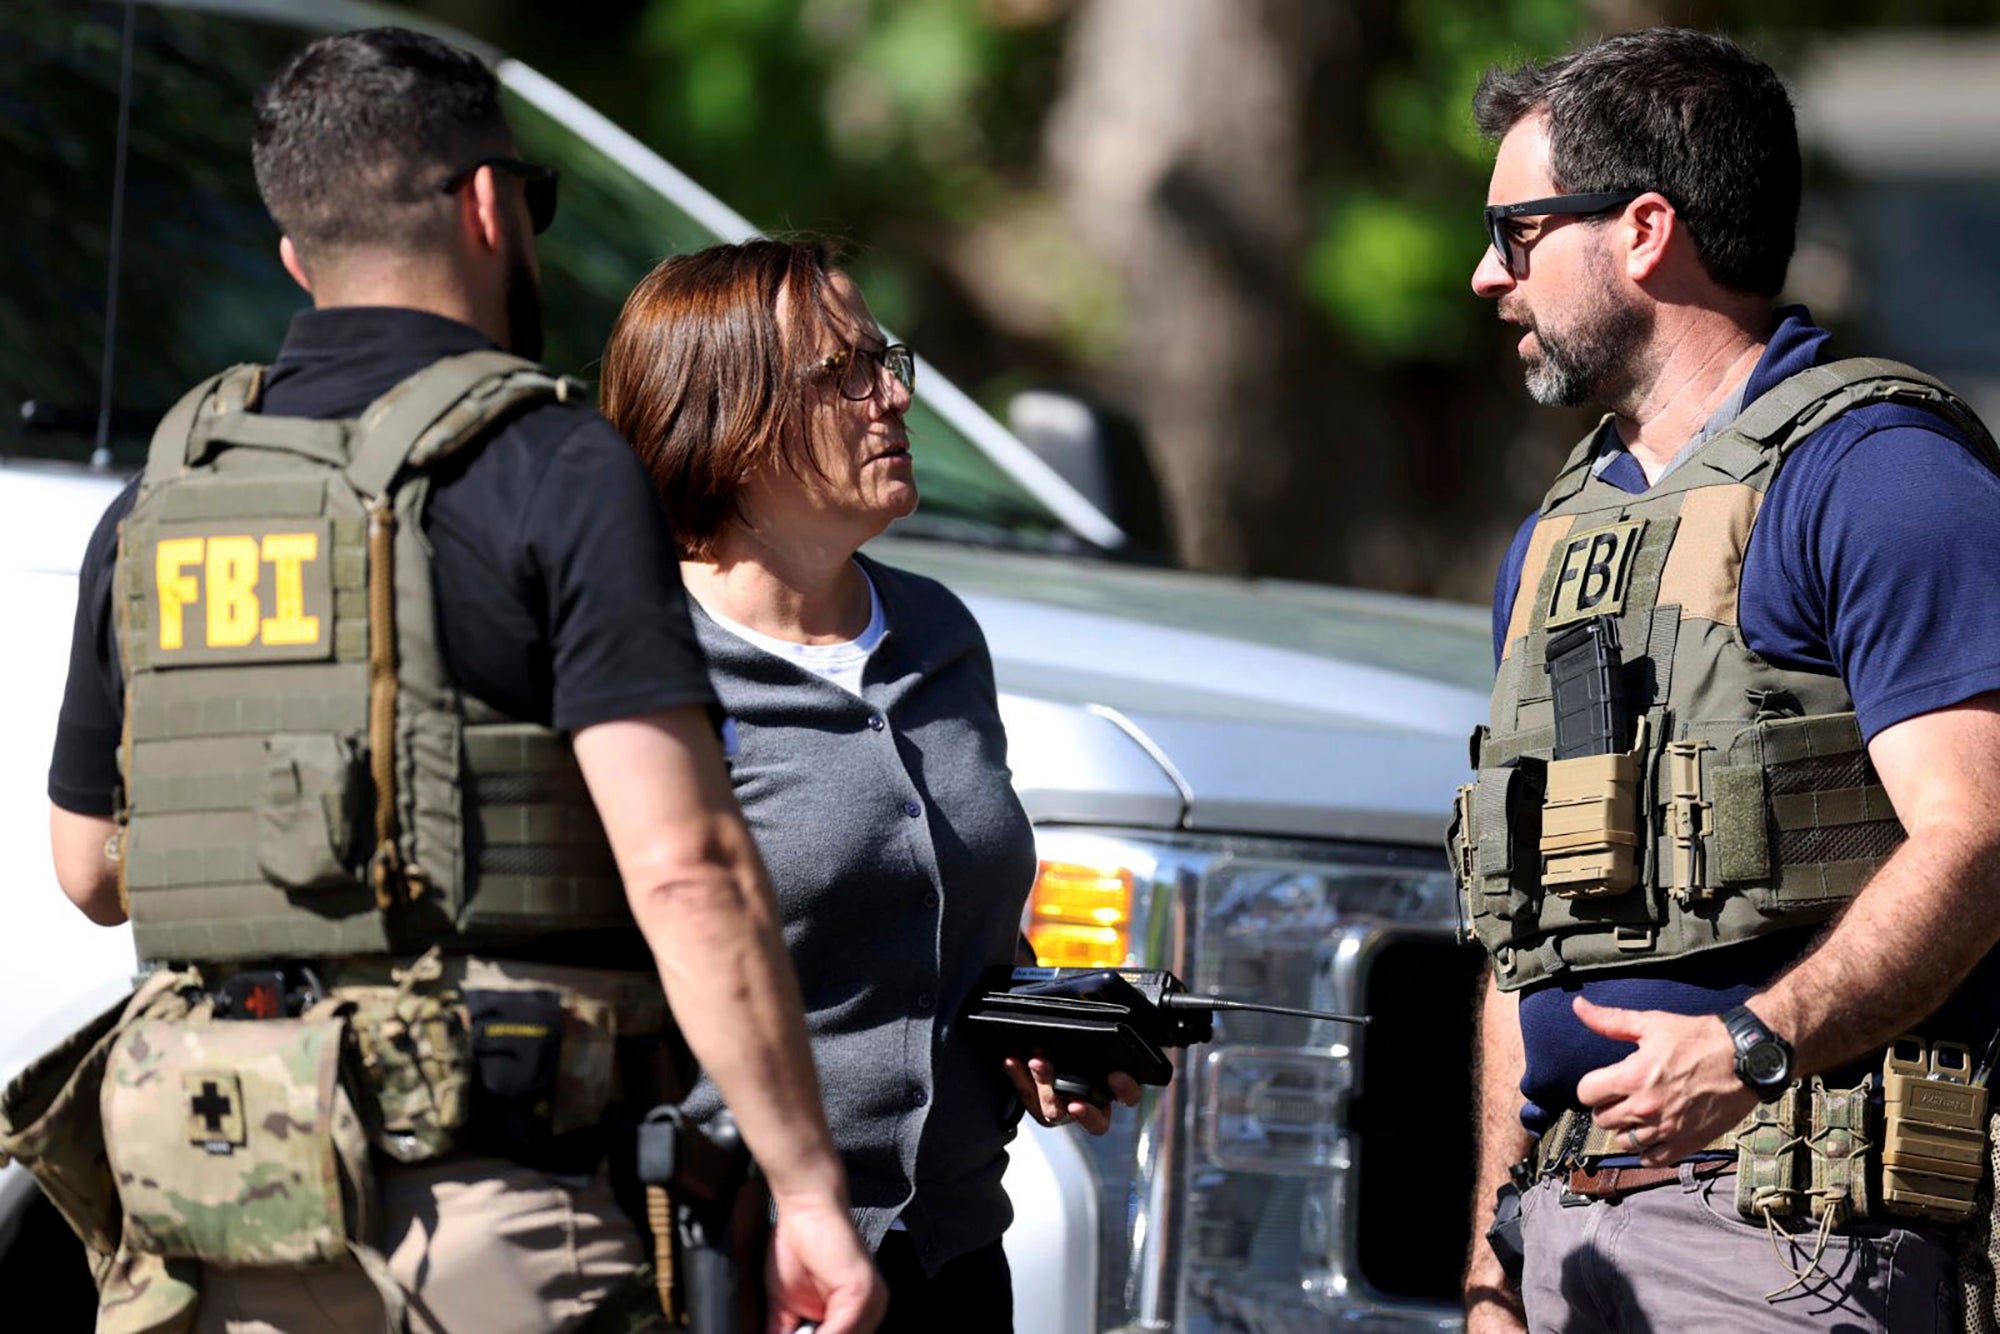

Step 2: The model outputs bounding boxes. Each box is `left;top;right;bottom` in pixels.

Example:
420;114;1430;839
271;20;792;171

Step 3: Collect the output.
960;966;1367;1108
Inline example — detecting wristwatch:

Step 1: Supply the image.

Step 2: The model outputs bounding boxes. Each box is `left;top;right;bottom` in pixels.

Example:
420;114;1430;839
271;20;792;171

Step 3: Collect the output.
1722;1003;1794;1102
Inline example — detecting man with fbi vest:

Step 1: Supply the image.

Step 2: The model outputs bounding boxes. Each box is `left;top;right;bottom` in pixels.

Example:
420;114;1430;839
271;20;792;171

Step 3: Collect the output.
24;26;883;1333
1454;27;2000;1334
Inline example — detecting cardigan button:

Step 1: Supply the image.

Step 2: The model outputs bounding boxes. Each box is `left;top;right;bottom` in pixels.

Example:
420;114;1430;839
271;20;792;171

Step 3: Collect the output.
903;799;922;819
868;714;886;732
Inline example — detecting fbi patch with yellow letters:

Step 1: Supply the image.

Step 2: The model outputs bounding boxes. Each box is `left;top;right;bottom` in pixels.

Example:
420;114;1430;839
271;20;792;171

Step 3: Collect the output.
146;520;335;664
1544;518;1647;630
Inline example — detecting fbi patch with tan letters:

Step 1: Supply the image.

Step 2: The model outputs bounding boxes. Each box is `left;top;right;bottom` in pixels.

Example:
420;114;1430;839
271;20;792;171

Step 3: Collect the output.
1544;518;1646;629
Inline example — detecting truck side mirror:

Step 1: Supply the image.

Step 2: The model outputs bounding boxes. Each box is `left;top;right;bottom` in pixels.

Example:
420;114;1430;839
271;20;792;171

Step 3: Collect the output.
1007;389;1170;558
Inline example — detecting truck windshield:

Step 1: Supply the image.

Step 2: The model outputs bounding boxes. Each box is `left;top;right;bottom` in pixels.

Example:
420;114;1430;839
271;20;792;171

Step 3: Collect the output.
2;0;1075;548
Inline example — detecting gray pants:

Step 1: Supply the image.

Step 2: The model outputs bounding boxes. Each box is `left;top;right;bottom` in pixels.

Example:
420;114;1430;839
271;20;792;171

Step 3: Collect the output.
1520;1166;1958;1333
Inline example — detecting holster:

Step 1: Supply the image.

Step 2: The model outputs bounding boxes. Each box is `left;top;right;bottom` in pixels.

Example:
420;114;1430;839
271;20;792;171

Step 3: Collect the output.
1485;1179;1526;1284
632;1106;768;1334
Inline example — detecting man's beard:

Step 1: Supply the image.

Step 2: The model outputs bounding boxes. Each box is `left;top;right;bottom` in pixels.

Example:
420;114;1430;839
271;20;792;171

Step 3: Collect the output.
1510;277;1650;410
504;242;545;364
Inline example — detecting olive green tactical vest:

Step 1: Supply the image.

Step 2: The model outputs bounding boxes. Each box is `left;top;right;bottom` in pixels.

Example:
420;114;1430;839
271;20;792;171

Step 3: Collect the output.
1453;358;2000;993
114;352;630;963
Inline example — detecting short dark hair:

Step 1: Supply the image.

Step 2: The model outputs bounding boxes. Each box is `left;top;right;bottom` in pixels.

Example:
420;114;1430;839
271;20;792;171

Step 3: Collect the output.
252;27;511;262
1473;28;1800;297
600;240;846;559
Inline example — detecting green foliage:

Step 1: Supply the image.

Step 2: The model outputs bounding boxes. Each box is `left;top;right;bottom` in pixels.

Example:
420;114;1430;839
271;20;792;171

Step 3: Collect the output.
411;0;2000;386
1307;193;1470;360
1302;0;1585;363
625;0;1055;238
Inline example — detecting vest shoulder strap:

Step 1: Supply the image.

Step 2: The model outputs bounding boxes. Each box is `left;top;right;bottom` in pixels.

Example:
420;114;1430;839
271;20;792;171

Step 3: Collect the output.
1540;415;1615;515
1537;357;2000;516
345;351;586;500
140;363;266;492
1731;356;2000;473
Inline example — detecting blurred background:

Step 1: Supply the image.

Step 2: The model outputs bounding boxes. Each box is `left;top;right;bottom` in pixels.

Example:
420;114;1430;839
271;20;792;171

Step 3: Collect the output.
394;0;2000;602
14;0;2000;604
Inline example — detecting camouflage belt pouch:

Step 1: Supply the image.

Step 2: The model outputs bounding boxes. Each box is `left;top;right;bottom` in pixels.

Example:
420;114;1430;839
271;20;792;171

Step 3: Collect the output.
1735;1084;1805;1220
1807;1077;1873;1223
0;971;192;1270
0;1003;134;1267
101;1016;372;1266
343;986;471;1164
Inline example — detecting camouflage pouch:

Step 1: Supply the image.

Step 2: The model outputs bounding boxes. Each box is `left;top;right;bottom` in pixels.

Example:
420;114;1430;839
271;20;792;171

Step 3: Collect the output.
101;1016;373;1266
1807;1077;1873;1223
0;970;192;1269
1735;1084;1805;1220
343;970;471;1164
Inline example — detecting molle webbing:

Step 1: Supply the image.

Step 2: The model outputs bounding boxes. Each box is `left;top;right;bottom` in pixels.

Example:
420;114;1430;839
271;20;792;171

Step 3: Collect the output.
460;724;625;933
117;353;626;964
1460;358;1985;991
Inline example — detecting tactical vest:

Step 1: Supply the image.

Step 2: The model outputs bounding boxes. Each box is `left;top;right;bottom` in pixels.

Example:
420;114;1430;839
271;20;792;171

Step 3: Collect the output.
1452;358;2000;993
113;351;631;963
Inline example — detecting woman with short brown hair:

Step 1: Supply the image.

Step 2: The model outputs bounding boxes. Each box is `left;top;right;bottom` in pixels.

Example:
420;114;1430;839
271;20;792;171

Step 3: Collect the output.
602;240;1135;1331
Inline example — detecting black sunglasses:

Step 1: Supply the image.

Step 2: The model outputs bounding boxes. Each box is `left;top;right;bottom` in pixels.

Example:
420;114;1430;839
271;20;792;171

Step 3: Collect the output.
441;156;560;235
1483;190;1646;277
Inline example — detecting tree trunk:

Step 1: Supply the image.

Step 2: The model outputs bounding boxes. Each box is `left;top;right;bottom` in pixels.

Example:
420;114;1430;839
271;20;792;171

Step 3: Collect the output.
1046;0;1341;574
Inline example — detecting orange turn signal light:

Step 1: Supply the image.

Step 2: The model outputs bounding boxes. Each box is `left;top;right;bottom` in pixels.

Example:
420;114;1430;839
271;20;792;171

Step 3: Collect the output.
1025;860;1134;968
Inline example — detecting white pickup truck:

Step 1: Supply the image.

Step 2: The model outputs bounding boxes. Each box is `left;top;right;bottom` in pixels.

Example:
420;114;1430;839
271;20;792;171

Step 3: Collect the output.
0;3;1489;1329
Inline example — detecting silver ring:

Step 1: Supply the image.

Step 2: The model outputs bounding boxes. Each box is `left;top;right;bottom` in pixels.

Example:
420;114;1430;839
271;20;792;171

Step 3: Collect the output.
1624;1129;1647;1154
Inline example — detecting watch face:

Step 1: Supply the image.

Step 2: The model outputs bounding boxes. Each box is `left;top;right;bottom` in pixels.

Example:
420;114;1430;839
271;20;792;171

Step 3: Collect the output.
1744;1041;1789;1084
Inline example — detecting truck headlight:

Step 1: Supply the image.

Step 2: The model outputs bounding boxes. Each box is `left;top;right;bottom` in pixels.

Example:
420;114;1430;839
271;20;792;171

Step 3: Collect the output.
1030;828;1463;1334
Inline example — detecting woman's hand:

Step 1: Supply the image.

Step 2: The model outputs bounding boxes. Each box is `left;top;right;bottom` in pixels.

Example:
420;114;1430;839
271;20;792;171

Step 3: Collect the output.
1004;1055;1143;1136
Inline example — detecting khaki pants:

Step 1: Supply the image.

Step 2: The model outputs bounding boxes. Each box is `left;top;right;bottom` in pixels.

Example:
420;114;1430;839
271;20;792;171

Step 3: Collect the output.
195;1154;643;1334
1520;1167;1957;1332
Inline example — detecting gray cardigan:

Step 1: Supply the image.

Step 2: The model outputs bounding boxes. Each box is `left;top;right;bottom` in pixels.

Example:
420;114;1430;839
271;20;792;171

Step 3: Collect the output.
679;555;1037;1274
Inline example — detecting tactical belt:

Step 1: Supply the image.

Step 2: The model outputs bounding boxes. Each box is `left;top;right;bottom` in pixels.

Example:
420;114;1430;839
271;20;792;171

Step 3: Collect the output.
195;952;685;1169
1534;1105;1742;1203
1535;1037;1991;1225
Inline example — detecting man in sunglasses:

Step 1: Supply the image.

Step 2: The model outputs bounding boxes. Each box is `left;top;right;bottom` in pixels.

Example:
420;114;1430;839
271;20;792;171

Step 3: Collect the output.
1458;26;2000;1334
39;25;882;1334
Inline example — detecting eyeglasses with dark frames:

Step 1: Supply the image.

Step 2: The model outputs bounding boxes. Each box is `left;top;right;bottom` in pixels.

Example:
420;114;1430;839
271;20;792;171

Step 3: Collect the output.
441;156;560;235
816;343;915;402
1483;190;1646;278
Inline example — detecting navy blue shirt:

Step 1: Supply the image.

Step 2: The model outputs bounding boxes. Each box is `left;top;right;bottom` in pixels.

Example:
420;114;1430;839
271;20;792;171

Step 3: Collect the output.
1491;308;2000;1130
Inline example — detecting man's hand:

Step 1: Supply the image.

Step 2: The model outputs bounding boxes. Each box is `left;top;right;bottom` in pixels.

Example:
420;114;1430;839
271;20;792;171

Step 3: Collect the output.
1571;996;1757;1166
1004;1055;1141;1136
766;1194;885;1334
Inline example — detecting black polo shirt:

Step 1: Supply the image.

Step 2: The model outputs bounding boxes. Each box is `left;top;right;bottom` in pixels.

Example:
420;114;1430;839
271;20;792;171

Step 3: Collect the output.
49;306;717;817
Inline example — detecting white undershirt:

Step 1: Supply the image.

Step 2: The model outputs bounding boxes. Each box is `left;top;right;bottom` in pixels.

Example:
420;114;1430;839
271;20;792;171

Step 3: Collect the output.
697;565;887;698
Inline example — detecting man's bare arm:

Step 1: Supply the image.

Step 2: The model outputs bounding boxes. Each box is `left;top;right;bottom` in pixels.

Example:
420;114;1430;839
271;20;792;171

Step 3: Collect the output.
572;706;843;1203
1577;691;2000;1163
1754;691;2000;1071
50;806;124;926
1465;965;1530;1333
573;706;884;1334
